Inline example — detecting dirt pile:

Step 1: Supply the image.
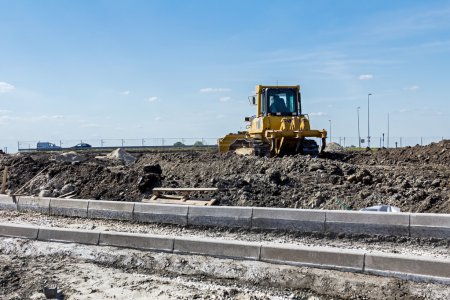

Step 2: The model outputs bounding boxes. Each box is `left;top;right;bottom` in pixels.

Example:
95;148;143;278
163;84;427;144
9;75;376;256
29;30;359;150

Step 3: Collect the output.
346;140;450;166
0;142;449;213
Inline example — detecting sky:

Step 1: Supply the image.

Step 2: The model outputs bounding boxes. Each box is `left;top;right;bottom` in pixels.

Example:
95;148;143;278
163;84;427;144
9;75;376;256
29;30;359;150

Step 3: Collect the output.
0;0;449;150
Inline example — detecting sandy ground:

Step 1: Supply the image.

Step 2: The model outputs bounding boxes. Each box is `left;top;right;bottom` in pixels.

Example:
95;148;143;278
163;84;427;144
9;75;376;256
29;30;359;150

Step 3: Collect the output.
1;210;449;260
1;237;450;300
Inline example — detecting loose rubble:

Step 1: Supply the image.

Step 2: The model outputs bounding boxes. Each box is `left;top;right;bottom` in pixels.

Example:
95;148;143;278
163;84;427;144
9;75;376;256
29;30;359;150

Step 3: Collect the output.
0;141;449;213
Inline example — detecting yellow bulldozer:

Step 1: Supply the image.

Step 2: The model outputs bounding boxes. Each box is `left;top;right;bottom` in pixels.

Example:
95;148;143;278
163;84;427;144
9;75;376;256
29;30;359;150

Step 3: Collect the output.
218;84;327;157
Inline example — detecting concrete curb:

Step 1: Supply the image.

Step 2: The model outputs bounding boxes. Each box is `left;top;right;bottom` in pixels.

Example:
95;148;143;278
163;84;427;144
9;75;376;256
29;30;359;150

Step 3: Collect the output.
0;222;448;285
37;227;100;245
187;206;252;228
0;223;39;239
325;211;410;236
252;207;325;232
0;196;449;239
99;231;174;252
87;200;134;221
260;244;364;272
174;237;260;260
364;252;450;285
0;195;16;211
134;203;188;225
50;198;89;218
16;196;50;214
410;213;450;239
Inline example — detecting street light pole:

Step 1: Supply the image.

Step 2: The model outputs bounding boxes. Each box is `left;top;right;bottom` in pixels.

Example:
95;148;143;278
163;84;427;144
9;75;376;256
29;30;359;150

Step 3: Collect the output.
387;112;390;148
328;119;332;143
367;93;372;148
357;107;361;148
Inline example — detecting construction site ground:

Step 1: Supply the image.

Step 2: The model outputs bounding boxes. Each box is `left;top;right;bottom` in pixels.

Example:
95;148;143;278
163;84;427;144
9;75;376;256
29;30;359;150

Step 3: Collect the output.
1;209;450;299
0;141;449;299
1;140;449;212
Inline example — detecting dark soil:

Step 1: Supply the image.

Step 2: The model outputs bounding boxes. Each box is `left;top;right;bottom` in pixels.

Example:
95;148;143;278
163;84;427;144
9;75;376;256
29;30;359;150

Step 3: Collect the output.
0;140;449;213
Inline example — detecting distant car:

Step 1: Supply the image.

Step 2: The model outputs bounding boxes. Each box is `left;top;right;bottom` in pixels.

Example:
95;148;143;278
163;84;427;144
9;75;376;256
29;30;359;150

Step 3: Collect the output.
37;142;62;150
73;143;92;149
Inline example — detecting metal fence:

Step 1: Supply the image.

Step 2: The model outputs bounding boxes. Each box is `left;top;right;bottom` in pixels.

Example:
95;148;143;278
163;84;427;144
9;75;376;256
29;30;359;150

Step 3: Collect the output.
328;136;448;148
17;138;219;152
13;136;449;153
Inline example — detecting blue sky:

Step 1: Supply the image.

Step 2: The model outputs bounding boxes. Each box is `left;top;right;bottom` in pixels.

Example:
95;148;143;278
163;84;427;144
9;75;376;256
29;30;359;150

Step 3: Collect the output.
0;0;449;150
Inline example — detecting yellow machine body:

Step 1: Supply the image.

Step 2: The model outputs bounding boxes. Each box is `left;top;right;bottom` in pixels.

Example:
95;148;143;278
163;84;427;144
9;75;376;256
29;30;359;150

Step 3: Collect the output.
218;85;327;156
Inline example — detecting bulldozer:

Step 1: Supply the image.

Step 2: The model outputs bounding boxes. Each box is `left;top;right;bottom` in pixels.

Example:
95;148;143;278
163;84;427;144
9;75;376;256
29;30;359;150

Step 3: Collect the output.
218;84;327;157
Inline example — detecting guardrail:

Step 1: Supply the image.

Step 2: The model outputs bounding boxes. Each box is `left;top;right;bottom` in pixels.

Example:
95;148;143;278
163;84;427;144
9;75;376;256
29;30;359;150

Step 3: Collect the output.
1;195;449;239
0;222;449;284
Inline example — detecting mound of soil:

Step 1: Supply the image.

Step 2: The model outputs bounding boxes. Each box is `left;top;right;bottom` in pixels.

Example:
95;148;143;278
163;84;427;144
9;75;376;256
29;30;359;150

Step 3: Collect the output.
0;142;449;213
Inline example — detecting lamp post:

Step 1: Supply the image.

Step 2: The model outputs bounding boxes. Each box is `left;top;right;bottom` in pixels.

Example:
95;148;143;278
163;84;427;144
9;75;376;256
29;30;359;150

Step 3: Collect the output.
387;112;390;148
328;119;332;143
357;107;361;148
367;93;372;148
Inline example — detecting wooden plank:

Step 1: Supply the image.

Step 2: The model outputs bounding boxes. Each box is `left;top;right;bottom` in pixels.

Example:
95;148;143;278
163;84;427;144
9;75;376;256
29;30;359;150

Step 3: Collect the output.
1;167;8;194
142;198;216;206
152;188;218;192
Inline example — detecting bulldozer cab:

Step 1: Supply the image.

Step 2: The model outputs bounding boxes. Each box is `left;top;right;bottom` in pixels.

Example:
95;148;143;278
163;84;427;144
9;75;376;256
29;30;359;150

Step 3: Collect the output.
260;87;300;117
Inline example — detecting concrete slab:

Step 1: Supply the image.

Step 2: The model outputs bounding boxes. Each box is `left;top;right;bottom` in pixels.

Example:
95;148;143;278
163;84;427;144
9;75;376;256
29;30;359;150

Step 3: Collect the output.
37;227;100;245
261;244;364;272
50;198;89;218
252;208;325;232
99;232;174;252
17;196;51;214
325;211;410;236
0;223;39;239
174;237;260;260
0;195;16;211
188;206;252;228
87;200;134;220
365;252;450;282
133;203;188;225
410;213;450;239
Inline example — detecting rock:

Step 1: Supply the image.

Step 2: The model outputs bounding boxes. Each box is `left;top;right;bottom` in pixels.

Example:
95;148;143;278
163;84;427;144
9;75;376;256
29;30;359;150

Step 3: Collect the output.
137;173;161;192
268;170;282;184
310;192;325;208
105;148;136;165
431;179;441;187
308;163;324;171
61;183;76;195
325;142;345;152
143;164;162;174
329;175;340;184
346;174;357;183
39;190;53;197
51;151;86;163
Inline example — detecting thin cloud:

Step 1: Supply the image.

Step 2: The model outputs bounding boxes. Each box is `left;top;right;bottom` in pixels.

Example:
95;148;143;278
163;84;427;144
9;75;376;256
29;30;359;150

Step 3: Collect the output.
154;116;162;121
32;115;65;121
0;109;11;114
404;85;419;91
121;90;131;95
199;88;231;93
0;82;15;93
359;74;373;80
219;97;231;102
148;96;159;103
